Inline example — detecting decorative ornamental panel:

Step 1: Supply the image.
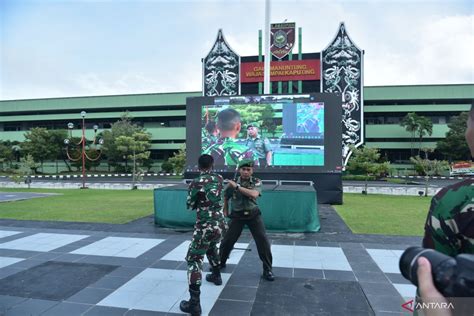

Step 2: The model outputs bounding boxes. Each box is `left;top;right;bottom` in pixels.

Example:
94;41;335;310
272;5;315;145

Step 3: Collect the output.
203;29;240;96
321;22;364;166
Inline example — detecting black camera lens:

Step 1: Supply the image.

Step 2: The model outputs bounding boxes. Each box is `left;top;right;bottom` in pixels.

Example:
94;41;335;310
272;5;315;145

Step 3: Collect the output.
399;247;456;288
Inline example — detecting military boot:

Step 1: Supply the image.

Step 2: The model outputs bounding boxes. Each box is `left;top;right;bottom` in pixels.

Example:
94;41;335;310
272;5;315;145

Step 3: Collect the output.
179;286;201;316
205;266;222;285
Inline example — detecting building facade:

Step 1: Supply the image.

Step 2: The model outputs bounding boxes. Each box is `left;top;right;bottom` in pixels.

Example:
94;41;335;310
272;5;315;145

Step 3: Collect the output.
0;83;472;172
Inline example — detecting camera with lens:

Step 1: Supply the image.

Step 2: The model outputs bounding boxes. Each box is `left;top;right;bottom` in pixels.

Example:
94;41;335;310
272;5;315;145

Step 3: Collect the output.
399;247;474;297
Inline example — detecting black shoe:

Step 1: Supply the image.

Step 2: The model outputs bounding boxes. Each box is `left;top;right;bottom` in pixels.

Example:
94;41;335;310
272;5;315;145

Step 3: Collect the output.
180;288;201;315
262;270;275;281
205;266;222;286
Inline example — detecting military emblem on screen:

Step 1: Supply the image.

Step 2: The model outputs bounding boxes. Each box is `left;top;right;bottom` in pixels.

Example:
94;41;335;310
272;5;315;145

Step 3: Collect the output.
270;23;295;59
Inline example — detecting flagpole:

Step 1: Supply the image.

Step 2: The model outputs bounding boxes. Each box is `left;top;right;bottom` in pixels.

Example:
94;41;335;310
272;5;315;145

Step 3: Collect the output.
263;0;271;94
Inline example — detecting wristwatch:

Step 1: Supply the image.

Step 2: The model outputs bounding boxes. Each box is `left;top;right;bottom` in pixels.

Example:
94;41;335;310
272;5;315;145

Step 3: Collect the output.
236;184;240;190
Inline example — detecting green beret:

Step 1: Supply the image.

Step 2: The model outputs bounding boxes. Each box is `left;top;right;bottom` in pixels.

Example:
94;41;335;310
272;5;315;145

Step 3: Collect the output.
247;122;260;129
238;160;254;168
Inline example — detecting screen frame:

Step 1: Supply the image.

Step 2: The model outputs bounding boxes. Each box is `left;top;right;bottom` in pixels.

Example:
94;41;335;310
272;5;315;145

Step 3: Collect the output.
186;93;342;174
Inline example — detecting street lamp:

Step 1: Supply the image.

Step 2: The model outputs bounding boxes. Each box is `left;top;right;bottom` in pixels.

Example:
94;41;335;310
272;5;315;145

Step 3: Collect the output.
64;111;103;189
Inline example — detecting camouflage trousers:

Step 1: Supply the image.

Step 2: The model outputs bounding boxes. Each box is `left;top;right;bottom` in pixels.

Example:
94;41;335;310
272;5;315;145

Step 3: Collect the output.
185;223;224;286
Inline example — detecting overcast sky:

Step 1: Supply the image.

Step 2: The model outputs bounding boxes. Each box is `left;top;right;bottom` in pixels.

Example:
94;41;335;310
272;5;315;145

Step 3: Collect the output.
1;0;473;100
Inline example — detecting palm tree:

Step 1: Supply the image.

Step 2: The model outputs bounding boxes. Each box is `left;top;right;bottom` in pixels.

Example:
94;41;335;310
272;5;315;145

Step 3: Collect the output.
400;113;419;157
417;116;433;157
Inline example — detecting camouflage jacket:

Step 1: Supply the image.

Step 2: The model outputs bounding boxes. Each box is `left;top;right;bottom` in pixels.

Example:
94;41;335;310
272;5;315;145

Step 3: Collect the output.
187;171;225;227
202;137;256;166
422;178;474;256
201;132;218;152
245;136;272;159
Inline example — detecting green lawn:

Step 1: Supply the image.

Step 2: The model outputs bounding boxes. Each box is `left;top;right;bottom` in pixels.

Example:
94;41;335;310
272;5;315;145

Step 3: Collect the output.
0;188;153;224
334;193;431;236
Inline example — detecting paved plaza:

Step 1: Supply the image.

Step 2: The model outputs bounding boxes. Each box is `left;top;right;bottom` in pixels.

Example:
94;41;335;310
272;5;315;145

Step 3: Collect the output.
0;205;420;315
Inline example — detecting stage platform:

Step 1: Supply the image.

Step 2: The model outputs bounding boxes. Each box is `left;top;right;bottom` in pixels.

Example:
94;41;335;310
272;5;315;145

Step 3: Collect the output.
154;184;319;232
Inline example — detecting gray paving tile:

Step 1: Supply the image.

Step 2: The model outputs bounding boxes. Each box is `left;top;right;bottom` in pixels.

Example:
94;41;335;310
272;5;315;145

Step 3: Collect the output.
324;270;356;281
365;294;404;313
53;254;85;263
385;273;410;284
293;268;324;279
125;309;167;316
107;266;144;278
355;271;389;283
0;267;24;279
210;299;253;316
218;285;258;301
149;260;181;269
89;276;129;290
0;295;27;313
66;287;114;304
316;241;340;247
271;267;292;278
30;252;62;261
83;305;128;316
5;298;59;316
359;282;400;296
41;301;93;316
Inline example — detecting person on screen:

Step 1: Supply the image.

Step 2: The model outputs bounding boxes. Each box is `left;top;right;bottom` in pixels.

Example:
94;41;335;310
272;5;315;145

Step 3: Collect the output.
202;108;257;166
201;120;219;152
245;123;272;167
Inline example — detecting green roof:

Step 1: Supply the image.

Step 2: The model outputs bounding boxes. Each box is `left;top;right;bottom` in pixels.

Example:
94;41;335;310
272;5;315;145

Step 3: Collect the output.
0;91;202;113
364;84;474;100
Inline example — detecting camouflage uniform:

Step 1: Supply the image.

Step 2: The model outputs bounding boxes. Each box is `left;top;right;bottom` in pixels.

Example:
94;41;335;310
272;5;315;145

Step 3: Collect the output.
422;178;474;255
202;137;256;166
201;132;218;152
185;171;226;287
245;136;272;167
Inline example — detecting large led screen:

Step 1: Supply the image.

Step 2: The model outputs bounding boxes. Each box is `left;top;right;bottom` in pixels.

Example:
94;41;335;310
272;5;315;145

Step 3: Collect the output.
186;94;341;174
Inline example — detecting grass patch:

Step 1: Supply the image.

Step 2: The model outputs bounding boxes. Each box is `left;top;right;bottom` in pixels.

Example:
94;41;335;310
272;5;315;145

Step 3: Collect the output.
0;188;153;224
334;193;430;236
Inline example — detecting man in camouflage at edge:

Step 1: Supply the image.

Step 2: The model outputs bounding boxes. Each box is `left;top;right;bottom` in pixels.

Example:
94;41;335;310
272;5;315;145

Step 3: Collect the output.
422;105;474;255
202;108;257;166
415;105;474;314
180;154;226;316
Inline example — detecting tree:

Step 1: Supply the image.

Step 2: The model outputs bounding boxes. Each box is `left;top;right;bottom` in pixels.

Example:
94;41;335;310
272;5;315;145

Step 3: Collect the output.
116;132;151;189
346;146;391;194
400;113;419;157
260;104;277;138
168;146;186;174
160;160;174;173
48;130;68;173
22;128;58;172
437;112;470;161
101;112;151;171
410;156;450;196
10;154;39;189
0;142;14;171
416;116;433;157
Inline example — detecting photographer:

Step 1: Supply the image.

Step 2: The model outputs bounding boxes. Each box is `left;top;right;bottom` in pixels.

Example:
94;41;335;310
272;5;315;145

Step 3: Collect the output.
408;106;474;315
422;106;473;256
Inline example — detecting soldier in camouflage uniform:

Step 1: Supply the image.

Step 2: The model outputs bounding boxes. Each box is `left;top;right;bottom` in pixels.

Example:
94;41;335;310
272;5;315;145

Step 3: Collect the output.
245;123;273;167
201;121;219;152
180;154;226;316
202;108;257;166
415;105;474;312
422;105;474;254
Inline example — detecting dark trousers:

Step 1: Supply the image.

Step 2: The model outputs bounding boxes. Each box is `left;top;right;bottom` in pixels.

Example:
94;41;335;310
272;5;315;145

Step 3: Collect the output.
219;214;272;272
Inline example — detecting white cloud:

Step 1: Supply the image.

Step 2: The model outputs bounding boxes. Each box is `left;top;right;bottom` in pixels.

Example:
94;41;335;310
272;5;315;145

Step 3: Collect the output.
0;0;472;100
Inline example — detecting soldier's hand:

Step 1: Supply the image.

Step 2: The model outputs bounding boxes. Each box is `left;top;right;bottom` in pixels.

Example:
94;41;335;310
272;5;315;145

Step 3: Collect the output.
227;180;237;188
